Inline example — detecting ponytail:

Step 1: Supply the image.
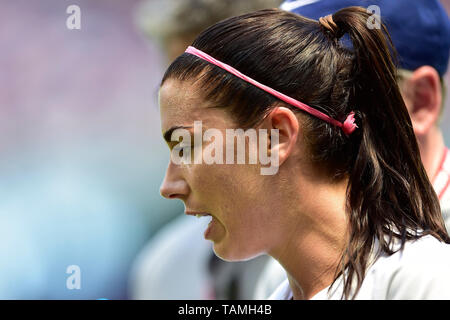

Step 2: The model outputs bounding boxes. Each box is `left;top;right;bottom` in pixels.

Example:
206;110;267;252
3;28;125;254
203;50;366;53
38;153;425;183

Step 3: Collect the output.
324;7;450;299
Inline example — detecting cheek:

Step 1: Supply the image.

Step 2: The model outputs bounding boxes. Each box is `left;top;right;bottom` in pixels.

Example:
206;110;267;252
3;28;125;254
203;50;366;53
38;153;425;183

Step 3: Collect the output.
201;165;268;232
190;164;274;260
194;163;260;207
187;163;261;219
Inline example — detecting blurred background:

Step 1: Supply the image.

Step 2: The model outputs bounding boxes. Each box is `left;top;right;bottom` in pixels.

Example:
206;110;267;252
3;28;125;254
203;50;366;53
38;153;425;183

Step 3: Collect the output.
0;0;181;299
0;0;449;299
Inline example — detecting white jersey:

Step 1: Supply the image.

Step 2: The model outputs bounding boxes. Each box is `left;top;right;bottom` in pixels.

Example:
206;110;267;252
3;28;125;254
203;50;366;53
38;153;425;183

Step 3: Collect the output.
268;235;450;300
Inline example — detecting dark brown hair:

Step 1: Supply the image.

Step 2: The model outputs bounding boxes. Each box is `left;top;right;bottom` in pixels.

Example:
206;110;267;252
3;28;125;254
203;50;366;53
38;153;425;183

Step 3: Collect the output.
161;7;450;299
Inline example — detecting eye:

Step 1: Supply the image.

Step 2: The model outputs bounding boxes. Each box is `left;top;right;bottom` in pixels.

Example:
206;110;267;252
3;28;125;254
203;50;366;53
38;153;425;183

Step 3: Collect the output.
172;143;192;157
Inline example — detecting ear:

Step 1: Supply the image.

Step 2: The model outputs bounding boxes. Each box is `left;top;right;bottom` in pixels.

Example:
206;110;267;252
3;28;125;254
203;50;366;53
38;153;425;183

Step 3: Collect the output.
403;66;442;137
258;106;300;167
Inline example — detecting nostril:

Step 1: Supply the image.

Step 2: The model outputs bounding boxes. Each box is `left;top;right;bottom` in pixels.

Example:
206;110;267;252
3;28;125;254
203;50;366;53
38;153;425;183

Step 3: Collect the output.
160;187;183;200
168;193;183;199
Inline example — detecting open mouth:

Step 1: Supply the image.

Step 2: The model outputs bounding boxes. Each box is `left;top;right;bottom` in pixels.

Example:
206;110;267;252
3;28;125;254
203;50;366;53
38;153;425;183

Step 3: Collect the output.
185;211;215;239
195;214;213;229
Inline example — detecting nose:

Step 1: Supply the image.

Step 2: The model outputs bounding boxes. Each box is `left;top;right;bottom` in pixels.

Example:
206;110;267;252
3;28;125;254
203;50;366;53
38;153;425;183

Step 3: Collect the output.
159;161;189;200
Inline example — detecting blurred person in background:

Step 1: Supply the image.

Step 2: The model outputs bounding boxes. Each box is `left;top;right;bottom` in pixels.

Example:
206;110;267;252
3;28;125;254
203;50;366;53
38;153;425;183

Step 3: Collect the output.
254;0;450;299
129;0;282;299
0;0;180;299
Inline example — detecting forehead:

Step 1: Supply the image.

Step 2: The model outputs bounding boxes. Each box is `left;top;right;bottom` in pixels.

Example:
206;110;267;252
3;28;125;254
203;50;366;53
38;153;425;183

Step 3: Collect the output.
159;78;234;133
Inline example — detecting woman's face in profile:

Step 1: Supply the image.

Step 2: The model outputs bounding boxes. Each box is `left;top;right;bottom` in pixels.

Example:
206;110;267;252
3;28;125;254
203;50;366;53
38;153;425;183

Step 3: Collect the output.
158;78;282;261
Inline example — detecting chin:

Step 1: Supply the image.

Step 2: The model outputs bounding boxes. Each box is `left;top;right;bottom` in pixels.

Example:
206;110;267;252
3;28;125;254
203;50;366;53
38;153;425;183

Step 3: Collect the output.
212;242;264;262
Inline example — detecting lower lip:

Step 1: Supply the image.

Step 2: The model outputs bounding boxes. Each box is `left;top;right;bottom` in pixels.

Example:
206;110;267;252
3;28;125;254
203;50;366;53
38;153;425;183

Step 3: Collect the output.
204;217;215;240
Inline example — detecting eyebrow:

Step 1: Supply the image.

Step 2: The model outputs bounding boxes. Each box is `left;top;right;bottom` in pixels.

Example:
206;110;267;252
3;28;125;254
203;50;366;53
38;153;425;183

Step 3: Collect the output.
163;126;193;143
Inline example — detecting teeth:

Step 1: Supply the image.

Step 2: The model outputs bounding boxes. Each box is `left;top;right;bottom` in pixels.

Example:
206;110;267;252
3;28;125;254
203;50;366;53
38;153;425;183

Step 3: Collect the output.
195;213;211;218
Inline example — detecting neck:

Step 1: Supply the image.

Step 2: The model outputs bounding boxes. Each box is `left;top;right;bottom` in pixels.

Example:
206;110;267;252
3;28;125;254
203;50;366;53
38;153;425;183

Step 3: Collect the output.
268;174;349;300
417;126;446;182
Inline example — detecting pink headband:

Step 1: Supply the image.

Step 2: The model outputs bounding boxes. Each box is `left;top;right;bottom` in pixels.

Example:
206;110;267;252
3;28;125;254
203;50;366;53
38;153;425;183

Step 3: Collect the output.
185;46;358;136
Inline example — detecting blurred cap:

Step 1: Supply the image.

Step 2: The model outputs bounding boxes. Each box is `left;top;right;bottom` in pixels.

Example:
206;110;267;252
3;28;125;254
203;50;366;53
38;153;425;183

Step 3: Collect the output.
281;0;450;76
